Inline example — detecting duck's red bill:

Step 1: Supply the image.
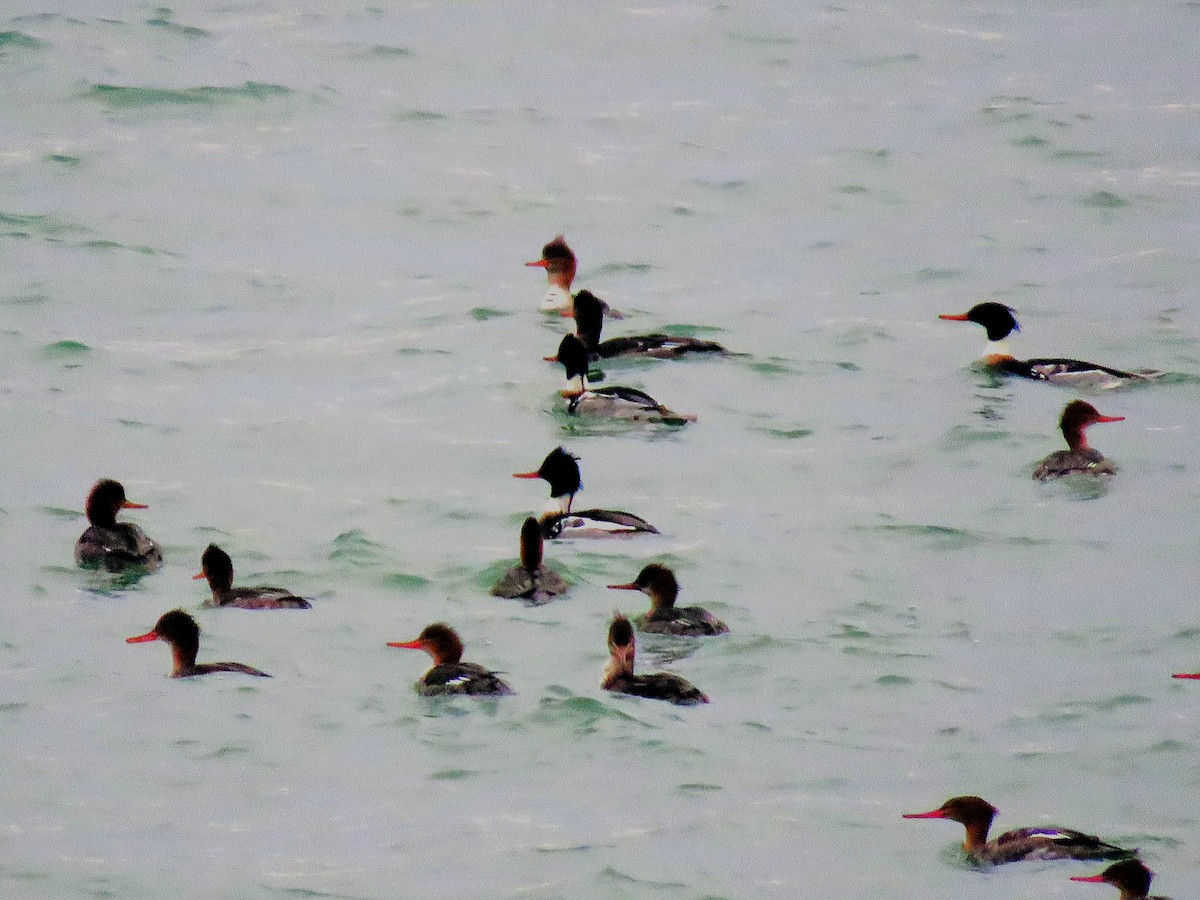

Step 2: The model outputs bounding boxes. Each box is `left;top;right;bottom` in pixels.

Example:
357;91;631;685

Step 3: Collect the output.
902;809;947;819
607;582;639;591
387;640;423;649
126;630;158;644
1095;415;1125;423
1173;672;1200;679
512;471;541;479
192;572;206;580
938;313;970;321
543;355;559;362
121;501;149;509
525;259;548;268
1069;876;1107;883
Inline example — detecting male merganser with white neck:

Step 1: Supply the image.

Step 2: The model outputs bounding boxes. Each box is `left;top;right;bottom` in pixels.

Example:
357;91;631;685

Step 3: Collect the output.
603;613;708;705
525;235;622;318
1034;400;1124;480
490;517;569;604
194;544;311;609
571;289;726;360
1071;860;1171;900
939;302;1160;389
903;795;1135;865
607;563;728;636
552;334;696;424
513;446;659;539
75;478;163;572
126;609;270;678
387;623;513;696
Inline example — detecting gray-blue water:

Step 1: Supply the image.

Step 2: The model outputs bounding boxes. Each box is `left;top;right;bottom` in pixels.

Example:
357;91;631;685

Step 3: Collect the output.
1;3;1198;897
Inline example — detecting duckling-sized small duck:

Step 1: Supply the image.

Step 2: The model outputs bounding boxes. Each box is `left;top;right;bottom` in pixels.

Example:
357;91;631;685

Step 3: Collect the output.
194;544;311;609
607;563;728;636
126;609;270;678
602;614;708;705
572;289;726;360
1071;859;1170;900
490;517;569;604
1034;400;1124;481
387;623;513;697
75;479;163;572
551;334;696;423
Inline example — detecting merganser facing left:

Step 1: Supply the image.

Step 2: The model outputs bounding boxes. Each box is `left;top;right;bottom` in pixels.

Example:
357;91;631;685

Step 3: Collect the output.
194;544;311;609
553;334;696;424
939;302;1160;389
603;613;708;705
1071;860;1171;900
903;796;1135;865
388;623;513;697
607;563;728;636
525;235;622;318
572;289;727;360
1034;400;1124;481
490;517;569;604
75;478;163;572
126;609;270;678
513;446;659;539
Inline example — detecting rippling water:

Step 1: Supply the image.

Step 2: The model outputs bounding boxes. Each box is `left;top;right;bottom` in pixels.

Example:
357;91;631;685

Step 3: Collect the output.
2;3;1198;897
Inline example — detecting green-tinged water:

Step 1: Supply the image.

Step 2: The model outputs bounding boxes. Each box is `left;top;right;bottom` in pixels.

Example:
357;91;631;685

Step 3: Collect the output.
1;2;1198;898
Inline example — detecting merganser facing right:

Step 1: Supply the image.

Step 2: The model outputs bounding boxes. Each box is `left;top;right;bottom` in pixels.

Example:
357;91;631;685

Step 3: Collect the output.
75;478;163;572
194;544;311;609
553;334;696;424
1033;400;1124;481
490;517;569;604
126;609;270;678
387;623;513;697
525;235;622;318
1071;860;1171;900
603;614;708;705
607;563;728;636
939;302;1160;389
572;289;727;360
903;796;1134;865
512;446;659;538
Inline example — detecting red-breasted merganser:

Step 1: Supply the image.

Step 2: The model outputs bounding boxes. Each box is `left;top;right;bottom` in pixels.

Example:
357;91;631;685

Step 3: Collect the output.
603;613;708;705
387;623;513;696
903;796;1134;865
194;544;311;609
75;479;163;572
607;563;728;636
571;289;727;360
552;334;696;423
1071;860;1170;900
513;446;659;539
939;302;1160;389
1034;400;1124;481
490;517;569;604
525;235;622;318
126;609;270;678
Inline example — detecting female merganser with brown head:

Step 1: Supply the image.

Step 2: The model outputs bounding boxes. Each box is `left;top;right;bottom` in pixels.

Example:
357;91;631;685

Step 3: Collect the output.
939;302;1159;389
194;544;311;609
490;517;569;604
903;796;1134;865
525;235;622;318
75;479;163;572
1033;400;1124;481
1071;860;1170;900
553;334;696;424
571;289;727;360
387;623;513;697
607;563;728;636
126;609;270;678
603;613;708;705
513;446;659;539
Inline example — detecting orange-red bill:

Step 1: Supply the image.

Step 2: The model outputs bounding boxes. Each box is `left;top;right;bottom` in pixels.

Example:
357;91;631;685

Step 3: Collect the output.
121;500;149;509
543;355;559;362
1069;876;1107;883
192;572;206;580
607;582;639;591
513;471;541;479
126;630;158;644
1095;415;1125;423
525;259;548;268
387;639;423;649
902;809;947;819
938;313;970;321
1173;672;1200;679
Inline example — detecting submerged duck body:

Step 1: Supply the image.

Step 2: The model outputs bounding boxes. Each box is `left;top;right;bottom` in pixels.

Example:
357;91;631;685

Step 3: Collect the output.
388;623;513;697
526;235;622;318
513;446;659;539
904;795;1134;866
939;302;1160;389
603;614;708;705
1034;400;1124;481
572;290;726;360
75;479;163;572
1071;859;1170;900
195;544;311;609
491;517;569;604
608;563;728;636
553;334;696;424
126;609;270;678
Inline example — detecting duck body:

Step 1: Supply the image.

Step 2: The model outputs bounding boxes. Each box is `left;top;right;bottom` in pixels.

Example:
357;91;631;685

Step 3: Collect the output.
573;290;726;360
126;609;270;678
1071;859;1169;899
491;517;569;604
904;796;1134;866
1033;400;1123;481
555;334;695;424
603;614;708;706
940;303;1160;389
196;544;310;609
75;479;163;572
388;623;513;697
610;563;729;636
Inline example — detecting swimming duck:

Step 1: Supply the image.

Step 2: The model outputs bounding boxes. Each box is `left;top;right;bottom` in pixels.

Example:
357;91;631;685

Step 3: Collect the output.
607;563;728;636
75;478;163;572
